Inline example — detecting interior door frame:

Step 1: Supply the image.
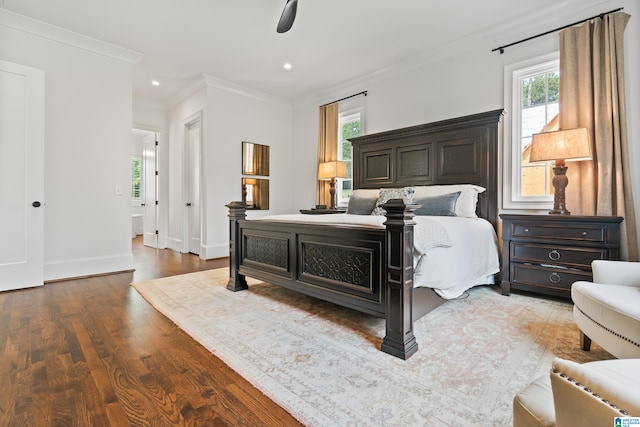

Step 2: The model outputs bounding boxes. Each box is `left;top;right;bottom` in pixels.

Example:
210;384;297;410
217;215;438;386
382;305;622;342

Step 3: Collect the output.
182;111;205;258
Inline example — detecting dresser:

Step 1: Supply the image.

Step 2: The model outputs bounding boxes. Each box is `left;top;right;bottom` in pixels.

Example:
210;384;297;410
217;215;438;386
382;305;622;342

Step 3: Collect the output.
500;214;623;298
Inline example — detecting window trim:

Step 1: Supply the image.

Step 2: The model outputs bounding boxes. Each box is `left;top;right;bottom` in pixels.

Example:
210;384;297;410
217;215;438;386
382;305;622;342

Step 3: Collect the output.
503;52;559;210
337;107;364;206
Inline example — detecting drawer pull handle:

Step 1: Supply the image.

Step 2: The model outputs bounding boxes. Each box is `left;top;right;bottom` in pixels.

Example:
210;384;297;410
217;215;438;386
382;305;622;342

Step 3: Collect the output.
582;231;587;236
524;228;530;233
548;250;561;261
549;272;562;284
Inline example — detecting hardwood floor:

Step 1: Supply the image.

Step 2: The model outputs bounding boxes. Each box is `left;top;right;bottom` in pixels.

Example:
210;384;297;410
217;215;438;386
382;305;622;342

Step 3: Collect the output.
0;238;302;426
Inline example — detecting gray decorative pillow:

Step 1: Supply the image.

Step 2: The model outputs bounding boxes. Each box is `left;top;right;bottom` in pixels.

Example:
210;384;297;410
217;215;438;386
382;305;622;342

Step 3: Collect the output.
371;187;416;216
346;195;378;215
413;191;461;216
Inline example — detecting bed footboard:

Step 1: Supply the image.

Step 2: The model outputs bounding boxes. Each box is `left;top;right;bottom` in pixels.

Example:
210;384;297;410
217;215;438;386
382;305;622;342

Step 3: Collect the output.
226;200;418;360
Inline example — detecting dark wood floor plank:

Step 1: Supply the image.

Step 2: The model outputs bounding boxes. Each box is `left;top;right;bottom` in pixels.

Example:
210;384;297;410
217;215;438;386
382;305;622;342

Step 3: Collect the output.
0;238;302;427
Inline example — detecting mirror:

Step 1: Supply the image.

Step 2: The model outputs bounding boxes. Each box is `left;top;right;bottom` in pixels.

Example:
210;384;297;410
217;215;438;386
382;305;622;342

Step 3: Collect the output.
242;141;270;176
242;178;269;210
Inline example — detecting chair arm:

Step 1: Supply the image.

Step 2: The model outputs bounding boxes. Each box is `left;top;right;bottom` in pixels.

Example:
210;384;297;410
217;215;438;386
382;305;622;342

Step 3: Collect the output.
550;358;640;427
592;260;640;286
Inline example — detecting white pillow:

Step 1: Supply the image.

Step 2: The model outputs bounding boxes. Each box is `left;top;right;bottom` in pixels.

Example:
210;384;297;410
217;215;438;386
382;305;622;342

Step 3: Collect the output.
351;189;380;198
413;184;485;218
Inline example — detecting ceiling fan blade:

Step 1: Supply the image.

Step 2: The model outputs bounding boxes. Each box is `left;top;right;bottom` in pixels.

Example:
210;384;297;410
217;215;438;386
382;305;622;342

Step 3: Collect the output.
276;0;298;33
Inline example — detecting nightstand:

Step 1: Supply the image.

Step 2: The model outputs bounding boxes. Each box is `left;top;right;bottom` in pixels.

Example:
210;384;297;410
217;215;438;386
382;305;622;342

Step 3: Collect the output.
299;208;346;214
500;214;623;298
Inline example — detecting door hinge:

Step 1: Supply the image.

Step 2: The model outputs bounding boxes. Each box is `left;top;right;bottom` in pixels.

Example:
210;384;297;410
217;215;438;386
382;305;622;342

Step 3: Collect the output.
155;171;159;176
155;141;159;146
155;230;159;235
155;200;159;205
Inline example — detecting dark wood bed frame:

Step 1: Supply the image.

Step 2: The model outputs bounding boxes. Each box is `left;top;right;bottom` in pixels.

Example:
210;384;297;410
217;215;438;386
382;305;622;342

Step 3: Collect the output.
227;109;505;359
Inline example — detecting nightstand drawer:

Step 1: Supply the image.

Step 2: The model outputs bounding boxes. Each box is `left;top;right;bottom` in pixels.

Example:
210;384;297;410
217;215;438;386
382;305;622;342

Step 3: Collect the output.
511;243;608;268
511;264;592;290
513;223;608;243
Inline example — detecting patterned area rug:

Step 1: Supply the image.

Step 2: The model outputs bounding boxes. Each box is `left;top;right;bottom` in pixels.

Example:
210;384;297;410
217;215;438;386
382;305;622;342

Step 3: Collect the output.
131;268;613;426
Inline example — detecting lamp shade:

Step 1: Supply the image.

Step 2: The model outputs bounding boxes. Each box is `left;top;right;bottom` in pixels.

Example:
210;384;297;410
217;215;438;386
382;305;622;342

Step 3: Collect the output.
318;160;348;180
529;128;592;163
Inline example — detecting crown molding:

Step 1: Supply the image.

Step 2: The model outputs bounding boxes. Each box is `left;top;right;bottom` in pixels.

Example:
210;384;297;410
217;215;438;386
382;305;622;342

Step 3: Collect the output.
164;75;208;109
201;74;291;109
164;74;292;110
0;9;143;64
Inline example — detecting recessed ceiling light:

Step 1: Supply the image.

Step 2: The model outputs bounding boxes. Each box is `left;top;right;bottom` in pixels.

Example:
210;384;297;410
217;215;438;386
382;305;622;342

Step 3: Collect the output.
151;80;160;86
283;63;292;70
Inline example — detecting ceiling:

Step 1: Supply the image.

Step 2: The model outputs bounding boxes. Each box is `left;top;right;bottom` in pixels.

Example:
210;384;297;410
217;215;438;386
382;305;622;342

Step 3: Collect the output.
1;0;600;106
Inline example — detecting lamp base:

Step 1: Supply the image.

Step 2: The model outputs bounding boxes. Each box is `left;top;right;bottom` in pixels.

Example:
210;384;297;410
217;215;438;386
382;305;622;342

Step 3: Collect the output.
549;208;571;215
329;179;337;210
549;164;571;215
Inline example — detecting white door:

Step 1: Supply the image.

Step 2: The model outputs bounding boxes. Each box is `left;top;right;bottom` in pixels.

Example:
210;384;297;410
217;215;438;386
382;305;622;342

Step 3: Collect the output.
142;132;158;248
186;120;201;255
0;61;45;291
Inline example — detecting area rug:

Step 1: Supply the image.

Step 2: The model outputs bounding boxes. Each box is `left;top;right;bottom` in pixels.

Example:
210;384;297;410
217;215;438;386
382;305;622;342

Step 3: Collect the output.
131;268;613;426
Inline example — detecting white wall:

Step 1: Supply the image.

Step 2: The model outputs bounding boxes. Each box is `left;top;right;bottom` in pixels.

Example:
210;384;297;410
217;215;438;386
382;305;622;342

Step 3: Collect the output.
291;0;640;256
165;77;293;259
0;11;140;280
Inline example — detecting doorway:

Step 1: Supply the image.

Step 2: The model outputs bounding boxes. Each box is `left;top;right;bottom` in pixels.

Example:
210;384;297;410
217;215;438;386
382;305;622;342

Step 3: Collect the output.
131;128;159;249
183;114;202;256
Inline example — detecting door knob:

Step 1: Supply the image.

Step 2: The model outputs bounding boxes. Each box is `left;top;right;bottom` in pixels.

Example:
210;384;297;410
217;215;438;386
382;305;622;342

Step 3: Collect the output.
32;201;41;208
186;203;192;206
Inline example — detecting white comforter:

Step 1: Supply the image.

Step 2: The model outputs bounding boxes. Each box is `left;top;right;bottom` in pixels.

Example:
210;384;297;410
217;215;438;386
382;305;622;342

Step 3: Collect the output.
255;214;500;299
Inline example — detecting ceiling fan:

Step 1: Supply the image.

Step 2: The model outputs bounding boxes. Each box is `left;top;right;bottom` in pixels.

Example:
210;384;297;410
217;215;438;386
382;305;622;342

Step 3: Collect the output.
276;0;298;33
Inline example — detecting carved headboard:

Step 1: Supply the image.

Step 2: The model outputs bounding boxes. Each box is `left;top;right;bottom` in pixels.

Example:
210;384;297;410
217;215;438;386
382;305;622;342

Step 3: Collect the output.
348;109;505;230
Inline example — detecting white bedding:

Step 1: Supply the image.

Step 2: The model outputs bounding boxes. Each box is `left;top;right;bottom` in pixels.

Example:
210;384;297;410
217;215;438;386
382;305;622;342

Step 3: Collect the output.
255;213;500;299
412;216;500;299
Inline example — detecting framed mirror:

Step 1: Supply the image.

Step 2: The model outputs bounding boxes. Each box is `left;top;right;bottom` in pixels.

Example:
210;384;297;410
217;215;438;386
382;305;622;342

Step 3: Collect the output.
242;141;270;176
242;178;269;210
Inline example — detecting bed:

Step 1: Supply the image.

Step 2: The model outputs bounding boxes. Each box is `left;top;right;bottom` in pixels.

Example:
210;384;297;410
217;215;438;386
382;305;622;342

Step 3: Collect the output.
226;109;505;359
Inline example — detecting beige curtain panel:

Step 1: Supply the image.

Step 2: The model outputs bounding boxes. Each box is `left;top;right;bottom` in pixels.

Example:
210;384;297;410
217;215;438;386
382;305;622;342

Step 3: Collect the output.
559;12;638;261
316;102;339;206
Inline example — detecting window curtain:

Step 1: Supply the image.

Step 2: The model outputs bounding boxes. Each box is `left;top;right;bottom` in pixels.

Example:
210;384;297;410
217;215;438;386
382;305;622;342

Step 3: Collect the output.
559;12;638;261
316;102;339;206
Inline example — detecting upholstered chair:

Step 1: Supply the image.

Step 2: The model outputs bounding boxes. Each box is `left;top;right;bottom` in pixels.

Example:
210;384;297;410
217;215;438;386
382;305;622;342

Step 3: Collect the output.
513;357;640;427
571;260;640;359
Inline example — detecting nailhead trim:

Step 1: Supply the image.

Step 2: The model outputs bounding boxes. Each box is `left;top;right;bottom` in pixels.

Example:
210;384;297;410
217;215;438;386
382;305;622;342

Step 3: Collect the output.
575;306;640;348
552;368;628;415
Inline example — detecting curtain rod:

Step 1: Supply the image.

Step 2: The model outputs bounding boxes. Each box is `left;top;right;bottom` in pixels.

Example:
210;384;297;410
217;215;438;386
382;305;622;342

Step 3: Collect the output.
492;7;624;54
320;90;367;107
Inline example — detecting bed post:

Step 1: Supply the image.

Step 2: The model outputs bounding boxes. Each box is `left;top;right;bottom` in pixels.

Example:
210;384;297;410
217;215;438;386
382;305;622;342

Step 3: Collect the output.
381;199;419;360
226;201;248;292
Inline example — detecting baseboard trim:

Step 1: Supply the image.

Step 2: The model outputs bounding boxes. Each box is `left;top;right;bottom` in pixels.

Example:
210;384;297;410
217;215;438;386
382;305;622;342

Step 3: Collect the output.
44;253;134;282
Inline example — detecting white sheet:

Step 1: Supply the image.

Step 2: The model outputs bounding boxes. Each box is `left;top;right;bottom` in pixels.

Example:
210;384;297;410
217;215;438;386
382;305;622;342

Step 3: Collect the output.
254;214;500;299
412;216;500;299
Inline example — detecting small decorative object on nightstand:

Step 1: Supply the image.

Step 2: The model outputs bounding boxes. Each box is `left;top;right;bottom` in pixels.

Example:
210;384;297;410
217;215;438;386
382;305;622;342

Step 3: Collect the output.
500;214;623;298
300;208;346;214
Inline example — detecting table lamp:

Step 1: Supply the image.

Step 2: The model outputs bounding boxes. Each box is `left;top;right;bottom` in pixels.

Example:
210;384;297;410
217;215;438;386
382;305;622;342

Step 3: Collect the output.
318;160;348;210
529;127;591;215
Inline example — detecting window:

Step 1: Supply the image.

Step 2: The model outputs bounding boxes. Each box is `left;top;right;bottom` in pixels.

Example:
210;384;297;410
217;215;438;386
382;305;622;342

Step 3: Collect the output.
503;53;559;209
131;157;142;200
337;110;362;205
